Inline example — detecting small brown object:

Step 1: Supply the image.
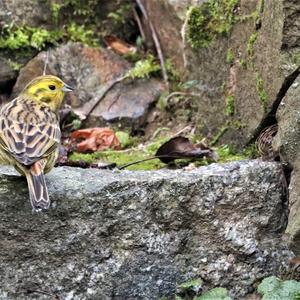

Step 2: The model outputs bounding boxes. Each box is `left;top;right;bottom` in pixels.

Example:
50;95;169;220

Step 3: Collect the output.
155;136;217;163
256;124;278;160
70;128;121;152
104;35;136;55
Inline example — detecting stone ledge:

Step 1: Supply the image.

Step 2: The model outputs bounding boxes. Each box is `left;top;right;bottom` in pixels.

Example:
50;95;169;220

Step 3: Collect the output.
0;160;293;299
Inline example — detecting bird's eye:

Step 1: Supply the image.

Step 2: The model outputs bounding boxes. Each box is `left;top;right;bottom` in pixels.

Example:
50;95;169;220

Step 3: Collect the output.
49;85;56;90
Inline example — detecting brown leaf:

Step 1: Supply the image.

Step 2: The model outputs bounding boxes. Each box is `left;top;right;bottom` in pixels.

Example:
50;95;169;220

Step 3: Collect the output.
70;128;121;152
155;136;218;163
104;35;137;55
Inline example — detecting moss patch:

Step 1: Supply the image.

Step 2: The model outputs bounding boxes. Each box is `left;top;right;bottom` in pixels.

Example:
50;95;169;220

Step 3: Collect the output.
217;144;258;162
225;95;235;116
246;32;257;60
70;150;165;171
187;0;239;49
256;72;268;111
226;48;235;64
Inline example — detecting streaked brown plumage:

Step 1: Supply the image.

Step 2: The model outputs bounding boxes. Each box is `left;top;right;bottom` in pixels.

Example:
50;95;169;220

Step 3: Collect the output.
256;124;278;160
0;75;73;211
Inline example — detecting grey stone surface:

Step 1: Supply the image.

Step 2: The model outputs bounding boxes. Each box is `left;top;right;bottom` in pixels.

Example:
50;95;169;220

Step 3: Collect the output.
273;76;300;254
143;0;300;148
12;43;165;127
0;160;292;299
0;59;17;89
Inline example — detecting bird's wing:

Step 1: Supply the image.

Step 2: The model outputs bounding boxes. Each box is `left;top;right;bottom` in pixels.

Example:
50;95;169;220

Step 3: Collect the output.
0;98;61;166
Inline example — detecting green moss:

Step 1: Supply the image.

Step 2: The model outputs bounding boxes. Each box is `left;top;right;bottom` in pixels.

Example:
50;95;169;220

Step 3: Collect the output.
51;3;62;24
211;125;229;146
239;58;247;68
69;137;169;171
216;143;258;162
67;23;98;46
70;150;165;171
225;95;235;116
107;4;131;25
187;0;239;49
7;59;23;71
126;55;161;79
226;48;235;64
247;32;257;59
0;21;98;52
0;25;60;50
256;72;268;110
292;52;300;65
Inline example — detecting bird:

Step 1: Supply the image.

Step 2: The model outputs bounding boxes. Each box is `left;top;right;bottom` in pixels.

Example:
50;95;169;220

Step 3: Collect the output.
0;75;73;211
255;124;278;160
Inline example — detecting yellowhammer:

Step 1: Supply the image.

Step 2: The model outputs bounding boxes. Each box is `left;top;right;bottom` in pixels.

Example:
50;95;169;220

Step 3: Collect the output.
0;75;73;211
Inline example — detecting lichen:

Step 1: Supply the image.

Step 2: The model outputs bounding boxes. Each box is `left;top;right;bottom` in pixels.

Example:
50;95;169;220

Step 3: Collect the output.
69;150;165;171
187;0;239;49
126;55;161;79
256;72;268;111
226;48;235;64
225;95;235;116
0;23;98;52
246;32;258;60
211;125;229;146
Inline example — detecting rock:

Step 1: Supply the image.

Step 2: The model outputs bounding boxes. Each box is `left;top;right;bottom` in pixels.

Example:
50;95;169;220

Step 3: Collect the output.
12;42;165;127
0;160;293;299
0;58;16;92
142;0;300;148
0;0;52;28
273;75;300;254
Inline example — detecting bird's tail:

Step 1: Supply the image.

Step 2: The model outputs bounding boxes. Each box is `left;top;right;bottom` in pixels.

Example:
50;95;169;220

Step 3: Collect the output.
25;160;50;211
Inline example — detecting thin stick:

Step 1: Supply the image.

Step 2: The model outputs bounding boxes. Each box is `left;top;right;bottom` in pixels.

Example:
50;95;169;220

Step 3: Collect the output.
55;159;116;169
118;155;176;170
164;91;203;103
132;6;146;42
181;7;193;69
135;0;169;89
85;75;127;118
43;51;49;76
21;289;60;299
118;151;212;170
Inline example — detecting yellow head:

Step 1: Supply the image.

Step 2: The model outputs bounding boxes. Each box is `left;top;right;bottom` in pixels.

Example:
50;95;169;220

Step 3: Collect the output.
21;75;73;111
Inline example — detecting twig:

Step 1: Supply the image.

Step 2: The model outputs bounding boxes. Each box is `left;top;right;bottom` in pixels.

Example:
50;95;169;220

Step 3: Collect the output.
84;75;127;119
55;159;116;169
43;51;49;76
173;125;192;137
181;7;194;69
132;6;146;42
21;288;60;300
135;0;169;89
118;152;212;170
164;91;203;104
107;91;121;111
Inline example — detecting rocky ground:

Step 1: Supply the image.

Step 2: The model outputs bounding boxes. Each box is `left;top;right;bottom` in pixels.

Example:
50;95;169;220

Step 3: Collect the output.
0;161;293;299
1;0;300;299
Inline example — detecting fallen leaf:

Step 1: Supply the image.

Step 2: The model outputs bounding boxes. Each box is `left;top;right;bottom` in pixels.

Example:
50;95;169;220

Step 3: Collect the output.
104;35;137;55
155;136;218;163
70;128;121;152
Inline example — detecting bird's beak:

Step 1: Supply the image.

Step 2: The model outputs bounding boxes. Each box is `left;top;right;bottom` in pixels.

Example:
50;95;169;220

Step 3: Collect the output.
62;83;74;92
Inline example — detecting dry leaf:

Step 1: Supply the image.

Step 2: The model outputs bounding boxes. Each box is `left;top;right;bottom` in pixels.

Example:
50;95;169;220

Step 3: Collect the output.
155;136;218;163
104;35;137;55
70;128;121;152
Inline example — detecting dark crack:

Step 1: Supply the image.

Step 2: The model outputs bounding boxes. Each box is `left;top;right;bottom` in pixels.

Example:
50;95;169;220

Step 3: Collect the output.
250;64;300;143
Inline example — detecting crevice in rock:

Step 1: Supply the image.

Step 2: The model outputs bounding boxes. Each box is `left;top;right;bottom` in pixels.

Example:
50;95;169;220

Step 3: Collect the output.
250;65;300;232
250;64;300;143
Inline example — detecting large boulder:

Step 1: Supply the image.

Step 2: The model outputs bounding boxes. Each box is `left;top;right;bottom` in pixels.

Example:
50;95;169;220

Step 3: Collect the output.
143;0;300;148
0;58;16;92
12;43;166;127
273;72;300;254
0;160;293;299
